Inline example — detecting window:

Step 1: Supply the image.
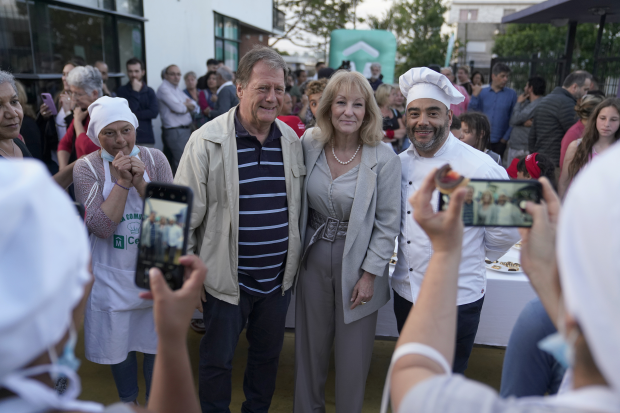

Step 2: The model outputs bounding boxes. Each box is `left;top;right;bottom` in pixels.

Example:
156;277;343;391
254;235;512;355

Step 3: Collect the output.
503;9;516;16
459;9;478;22
214;12;240;71
1;0;145;106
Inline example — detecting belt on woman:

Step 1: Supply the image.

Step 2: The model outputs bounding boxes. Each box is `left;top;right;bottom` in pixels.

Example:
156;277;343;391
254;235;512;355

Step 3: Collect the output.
309;209;348;242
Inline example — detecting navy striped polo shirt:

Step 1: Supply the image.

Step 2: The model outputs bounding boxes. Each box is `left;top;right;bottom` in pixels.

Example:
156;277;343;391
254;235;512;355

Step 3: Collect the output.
235;111;288;296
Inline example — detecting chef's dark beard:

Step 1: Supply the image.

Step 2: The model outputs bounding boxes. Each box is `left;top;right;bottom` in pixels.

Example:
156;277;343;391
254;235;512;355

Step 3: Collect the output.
407;118;451;152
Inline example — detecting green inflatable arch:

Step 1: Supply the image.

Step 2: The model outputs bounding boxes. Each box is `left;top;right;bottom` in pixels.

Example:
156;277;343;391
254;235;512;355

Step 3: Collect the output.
329;29;398;84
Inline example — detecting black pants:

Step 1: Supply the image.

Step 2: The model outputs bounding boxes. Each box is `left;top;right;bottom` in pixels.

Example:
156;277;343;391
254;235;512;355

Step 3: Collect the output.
199;289;291;413
393;289;485;374
488;141;507;158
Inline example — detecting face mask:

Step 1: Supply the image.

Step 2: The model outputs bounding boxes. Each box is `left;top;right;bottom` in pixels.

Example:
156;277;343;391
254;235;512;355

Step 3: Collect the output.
537;304;579;369
48;323;81;381
101;145;140;162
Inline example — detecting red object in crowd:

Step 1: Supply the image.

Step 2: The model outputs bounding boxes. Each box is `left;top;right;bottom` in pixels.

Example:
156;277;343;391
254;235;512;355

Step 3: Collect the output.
560;121;585;170
383;129;395;140
524;153;541;179
506;158;519;179
278;116;306;138
58;115;99;159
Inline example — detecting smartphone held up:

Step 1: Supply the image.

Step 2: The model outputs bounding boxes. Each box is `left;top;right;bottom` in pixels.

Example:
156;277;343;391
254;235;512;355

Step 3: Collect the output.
135;183;193;291
435;164;542;228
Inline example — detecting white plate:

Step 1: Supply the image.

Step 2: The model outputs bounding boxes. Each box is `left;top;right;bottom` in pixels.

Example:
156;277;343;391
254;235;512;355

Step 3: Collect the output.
485;260;522;273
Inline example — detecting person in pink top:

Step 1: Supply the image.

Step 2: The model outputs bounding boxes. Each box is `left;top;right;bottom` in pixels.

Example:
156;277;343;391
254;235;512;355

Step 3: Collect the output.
559;98;620;198
559;94;603;169
441;67;469;116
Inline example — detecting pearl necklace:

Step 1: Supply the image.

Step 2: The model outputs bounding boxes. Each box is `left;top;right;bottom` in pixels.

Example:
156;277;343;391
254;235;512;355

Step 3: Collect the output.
332;141;361;165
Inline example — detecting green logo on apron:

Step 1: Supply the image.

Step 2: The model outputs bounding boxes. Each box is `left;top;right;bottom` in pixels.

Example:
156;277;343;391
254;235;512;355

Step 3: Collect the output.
114;235;125;249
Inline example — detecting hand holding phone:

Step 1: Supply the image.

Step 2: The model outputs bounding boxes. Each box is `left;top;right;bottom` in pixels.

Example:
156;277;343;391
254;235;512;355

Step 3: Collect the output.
40;93;58;116
136;183;193;291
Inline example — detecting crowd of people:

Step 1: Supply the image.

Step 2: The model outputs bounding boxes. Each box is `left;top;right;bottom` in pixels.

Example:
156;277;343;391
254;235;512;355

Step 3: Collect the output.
1;42;620;413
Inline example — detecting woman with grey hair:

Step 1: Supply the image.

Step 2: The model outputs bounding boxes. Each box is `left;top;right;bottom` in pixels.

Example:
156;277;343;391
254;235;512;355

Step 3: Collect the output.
183;71;209;128
208;65;239;119
57;65;102;172
0;70;31;159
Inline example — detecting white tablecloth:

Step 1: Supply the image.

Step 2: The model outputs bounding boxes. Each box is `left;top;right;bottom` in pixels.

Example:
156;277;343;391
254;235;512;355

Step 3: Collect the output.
285;248;536;347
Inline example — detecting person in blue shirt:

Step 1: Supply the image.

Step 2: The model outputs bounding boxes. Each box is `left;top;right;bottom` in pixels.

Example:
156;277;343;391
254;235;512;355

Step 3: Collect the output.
468;63;517;159
116;57;159;146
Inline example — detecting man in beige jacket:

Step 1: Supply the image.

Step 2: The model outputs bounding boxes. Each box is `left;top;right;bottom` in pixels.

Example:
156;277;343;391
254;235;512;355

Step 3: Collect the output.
174;46;304;412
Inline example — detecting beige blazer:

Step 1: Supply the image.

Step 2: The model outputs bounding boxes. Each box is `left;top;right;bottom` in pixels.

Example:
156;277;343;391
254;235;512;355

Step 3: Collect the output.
299;129;402;324
174;107;306;305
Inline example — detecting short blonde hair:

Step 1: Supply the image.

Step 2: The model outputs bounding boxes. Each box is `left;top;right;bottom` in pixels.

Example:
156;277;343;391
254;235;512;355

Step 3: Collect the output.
375;83;393;107
313;70;383;146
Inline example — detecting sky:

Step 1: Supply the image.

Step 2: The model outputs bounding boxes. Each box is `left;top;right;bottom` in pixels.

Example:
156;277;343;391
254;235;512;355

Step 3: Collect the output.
276;0;395;55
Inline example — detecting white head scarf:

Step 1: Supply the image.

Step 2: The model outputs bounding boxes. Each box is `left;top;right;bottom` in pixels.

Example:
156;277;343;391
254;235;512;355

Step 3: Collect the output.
0;160;91;382
86;96;139;147
399;67;465;109
558;141;620;395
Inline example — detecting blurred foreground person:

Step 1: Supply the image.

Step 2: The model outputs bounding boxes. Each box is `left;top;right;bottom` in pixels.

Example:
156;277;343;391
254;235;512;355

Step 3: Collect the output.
393;67;519;374
294;71;400;413
0;159;205;413
73;97;172;403
384;142;620;413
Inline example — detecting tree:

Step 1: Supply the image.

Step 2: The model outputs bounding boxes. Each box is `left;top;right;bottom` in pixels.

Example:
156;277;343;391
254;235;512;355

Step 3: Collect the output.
271;0;362;60
493;23;620;71
364;0;456;77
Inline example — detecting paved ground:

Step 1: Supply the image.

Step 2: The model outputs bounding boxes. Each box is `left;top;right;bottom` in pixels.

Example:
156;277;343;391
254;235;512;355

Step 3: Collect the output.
77;329;506;410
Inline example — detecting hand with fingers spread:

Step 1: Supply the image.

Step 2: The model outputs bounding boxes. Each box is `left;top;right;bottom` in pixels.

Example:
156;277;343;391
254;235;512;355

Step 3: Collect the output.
410;168;467;254
350;271;376;310
112;151;134;187
139;255;207;340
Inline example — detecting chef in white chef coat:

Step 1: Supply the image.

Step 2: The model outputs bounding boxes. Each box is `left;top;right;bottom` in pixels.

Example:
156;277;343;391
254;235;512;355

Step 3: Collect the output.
391;67;520;373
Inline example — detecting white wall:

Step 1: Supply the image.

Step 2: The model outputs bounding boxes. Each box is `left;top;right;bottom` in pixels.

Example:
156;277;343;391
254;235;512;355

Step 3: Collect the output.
447;0;543;24
143;0;273;148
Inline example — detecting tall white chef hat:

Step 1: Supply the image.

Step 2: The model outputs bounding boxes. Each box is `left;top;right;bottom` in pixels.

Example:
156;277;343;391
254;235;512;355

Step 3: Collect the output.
399;67;465;109
558;142;620;395
86;96;139;147
0;160;91;382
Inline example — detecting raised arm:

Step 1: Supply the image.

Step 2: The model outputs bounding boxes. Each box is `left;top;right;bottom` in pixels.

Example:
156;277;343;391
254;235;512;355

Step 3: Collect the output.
391;170;467;411
140;255;207;413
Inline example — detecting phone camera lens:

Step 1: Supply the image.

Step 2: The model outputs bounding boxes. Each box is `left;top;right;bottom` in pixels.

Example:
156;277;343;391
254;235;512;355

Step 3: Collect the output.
182;196;186;201
171;194;175;199
160;192;164;197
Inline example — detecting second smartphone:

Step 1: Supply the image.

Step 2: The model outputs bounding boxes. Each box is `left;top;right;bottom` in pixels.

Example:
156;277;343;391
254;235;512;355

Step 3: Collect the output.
438;179;542;227
135;183;193;290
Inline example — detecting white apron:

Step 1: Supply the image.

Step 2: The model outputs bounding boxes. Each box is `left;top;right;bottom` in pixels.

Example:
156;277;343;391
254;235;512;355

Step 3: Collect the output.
83;154;158;364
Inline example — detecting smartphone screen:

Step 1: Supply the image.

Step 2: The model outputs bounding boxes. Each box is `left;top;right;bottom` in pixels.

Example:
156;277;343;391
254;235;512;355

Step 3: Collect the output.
135;183;193;290
438;179;542;227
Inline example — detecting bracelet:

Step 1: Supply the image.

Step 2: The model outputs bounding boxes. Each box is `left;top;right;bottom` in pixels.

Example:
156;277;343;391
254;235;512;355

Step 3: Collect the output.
115;182;130;191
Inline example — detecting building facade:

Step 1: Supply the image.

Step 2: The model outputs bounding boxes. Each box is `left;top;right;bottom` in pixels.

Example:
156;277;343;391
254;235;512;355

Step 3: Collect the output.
445;0;544;74
0;0;283;147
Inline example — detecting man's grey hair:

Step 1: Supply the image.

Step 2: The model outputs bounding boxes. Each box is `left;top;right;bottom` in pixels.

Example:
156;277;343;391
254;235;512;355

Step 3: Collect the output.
235;45;287;89
216;66;234;82
67;66;103;97
0;70;17;94
563;70;592;88
370;62;382;70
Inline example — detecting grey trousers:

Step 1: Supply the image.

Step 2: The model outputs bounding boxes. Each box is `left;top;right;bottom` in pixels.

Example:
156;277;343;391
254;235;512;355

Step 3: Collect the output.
294;226;378;413
162;127;191;169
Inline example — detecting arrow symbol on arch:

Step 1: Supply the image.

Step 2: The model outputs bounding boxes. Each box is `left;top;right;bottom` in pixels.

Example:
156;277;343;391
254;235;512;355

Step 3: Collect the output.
342;41;380;58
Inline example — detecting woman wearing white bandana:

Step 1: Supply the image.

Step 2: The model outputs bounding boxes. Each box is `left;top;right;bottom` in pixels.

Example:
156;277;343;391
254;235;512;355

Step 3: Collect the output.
72;96;173;404
0;160;205;413
381;143;620;412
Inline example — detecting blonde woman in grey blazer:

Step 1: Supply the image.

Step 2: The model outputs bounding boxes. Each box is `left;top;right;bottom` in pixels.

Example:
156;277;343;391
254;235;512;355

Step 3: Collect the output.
294;71;401;413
